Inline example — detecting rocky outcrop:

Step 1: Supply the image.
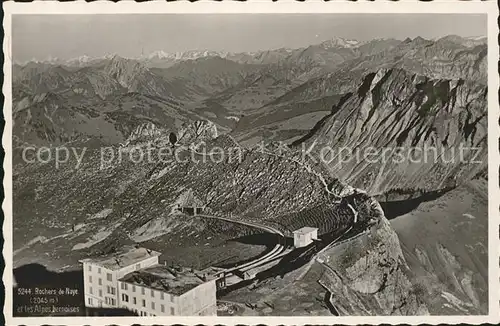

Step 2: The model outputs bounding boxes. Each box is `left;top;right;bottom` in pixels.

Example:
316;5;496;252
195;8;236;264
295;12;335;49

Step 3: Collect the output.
124;122;169;145
318;216;429;315
123;120;219;147
177;120;218;146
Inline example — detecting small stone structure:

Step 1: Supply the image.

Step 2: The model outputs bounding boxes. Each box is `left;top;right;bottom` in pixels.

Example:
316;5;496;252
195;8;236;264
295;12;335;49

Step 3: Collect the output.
293;227;318;248
176;189;205;216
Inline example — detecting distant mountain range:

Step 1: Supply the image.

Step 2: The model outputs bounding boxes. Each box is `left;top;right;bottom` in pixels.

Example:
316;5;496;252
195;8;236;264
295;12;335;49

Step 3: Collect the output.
16;35;486;68
12;34;487;149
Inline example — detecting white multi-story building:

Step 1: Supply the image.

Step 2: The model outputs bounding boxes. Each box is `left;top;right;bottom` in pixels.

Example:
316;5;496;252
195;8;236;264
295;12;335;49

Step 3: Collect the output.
117;264;217;316
293;227;318;248
80;246;161;309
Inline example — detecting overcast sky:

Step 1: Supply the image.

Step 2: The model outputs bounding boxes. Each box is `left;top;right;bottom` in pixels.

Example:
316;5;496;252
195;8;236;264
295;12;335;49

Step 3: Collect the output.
12;14;486;62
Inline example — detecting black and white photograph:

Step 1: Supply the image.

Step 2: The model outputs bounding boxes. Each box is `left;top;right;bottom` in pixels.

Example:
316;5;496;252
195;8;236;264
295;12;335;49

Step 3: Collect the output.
2;2;498;324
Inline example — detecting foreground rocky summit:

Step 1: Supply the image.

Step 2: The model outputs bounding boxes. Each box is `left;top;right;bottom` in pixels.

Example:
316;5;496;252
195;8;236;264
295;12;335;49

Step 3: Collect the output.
319;214;430;315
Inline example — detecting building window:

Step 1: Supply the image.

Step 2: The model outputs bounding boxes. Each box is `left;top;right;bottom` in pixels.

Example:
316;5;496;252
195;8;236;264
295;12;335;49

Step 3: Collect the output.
89;275;92;283
141;287;145;295
170;307;175;315
151;302;155;310
151;289;154;298
98;278;102;285
106;273;112;281
99;289;102;297
107;286;115;294
88;297;92;305
160;292;164;300
161;304;165;313
111;298;116;305
124;283;128;290
142;299;146;307
89;286;93;295
132;285;136;292
105;297;109;305
98;267;101;274
88;265;92;272
170;294;174;303
122;294;129;302
133;297;137;305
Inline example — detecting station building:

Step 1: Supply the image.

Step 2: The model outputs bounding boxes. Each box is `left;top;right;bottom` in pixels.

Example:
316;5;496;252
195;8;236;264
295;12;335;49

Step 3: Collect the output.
293;227;318;248
117;264;217;316
80;246;161;309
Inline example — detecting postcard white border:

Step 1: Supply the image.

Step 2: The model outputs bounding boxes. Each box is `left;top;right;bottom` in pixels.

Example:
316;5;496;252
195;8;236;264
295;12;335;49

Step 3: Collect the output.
2;1;499;325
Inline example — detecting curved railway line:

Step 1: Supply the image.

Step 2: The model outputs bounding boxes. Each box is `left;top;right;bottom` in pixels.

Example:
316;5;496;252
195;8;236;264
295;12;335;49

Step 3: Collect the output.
185;144;362;286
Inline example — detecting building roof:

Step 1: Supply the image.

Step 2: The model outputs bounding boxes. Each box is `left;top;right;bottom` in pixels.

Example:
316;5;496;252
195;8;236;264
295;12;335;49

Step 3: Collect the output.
293;227;318;235
178;189;204;208
119;264;214;296
79;246;161;271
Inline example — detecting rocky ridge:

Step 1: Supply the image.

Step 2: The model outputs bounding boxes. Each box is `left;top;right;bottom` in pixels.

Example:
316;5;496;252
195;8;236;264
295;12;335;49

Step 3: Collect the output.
292;68;487;195
318;217;429;315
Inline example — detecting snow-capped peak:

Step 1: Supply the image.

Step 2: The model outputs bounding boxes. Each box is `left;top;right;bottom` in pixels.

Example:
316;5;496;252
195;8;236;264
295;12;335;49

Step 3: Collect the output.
320;37;360;49
67;55;92;65
137;49;230;62
141;50;171;60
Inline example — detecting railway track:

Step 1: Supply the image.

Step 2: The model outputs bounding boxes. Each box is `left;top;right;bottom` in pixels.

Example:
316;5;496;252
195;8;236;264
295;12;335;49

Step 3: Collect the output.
190;146;362;281
197;214;287;276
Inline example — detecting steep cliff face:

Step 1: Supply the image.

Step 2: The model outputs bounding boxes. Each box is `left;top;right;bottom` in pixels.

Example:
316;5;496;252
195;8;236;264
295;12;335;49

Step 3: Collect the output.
294;68;487;195
318;213;429;315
